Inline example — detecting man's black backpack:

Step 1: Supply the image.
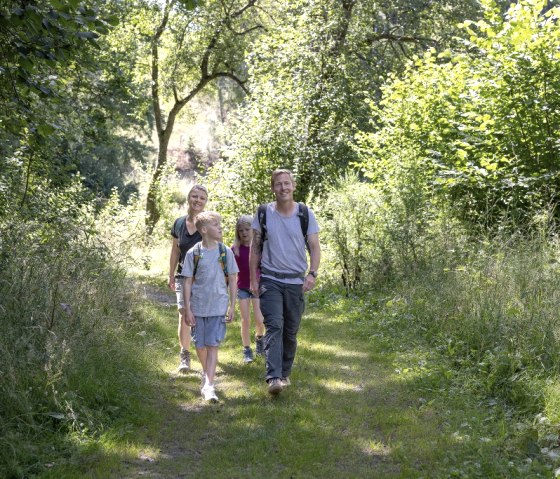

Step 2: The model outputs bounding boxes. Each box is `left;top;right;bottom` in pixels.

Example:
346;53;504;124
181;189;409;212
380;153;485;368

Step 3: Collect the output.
257;202;310;252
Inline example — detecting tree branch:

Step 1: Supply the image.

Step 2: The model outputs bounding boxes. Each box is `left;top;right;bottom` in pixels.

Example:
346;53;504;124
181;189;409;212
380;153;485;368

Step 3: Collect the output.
213;72;250;94
225;24;265;36
200;0;259;79
151;0;176;135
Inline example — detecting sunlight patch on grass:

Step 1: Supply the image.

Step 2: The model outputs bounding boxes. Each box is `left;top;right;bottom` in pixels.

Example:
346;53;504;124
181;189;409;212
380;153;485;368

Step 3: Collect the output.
357;438;392;457
301;341;369;359
320;378;362;392
97;435;161;465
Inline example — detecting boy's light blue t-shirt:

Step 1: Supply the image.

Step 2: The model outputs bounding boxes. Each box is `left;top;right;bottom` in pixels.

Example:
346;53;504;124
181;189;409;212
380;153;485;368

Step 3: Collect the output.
251;202;319;285
182;243;239;316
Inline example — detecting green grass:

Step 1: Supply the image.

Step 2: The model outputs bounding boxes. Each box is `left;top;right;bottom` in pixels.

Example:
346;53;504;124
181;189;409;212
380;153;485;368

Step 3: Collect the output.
40;282;555;478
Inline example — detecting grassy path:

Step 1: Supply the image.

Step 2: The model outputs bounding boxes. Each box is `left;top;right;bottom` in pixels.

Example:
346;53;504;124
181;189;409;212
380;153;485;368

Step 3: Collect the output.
110;286;549;478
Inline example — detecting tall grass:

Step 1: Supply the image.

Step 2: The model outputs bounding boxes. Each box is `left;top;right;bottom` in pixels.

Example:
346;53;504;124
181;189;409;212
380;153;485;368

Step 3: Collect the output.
314;174;560;421
0;187;152;478
393;231;560;413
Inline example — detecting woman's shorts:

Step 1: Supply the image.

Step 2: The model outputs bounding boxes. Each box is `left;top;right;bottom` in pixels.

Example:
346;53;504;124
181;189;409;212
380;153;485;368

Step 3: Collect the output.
191;316;227;348
175;275;185;309
237;288;255;300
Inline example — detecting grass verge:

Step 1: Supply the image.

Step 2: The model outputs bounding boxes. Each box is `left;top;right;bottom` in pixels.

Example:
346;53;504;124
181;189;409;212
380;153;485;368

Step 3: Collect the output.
53;281;558;478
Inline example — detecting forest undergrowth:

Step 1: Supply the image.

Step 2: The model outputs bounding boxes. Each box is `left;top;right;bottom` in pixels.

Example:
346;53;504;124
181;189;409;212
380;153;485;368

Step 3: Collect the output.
3;185;560;477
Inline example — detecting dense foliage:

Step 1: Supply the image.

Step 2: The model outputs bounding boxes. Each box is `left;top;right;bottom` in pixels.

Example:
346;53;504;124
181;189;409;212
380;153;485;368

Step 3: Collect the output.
0;0;152;217
357;0;560;227
209;0;483;206
4;0;560;475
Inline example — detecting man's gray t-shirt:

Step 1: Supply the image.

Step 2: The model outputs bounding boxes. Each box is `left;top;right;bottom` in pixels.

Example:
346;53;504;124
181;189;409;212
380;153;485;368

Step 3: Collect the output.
252;202;319;285
181;243;239;316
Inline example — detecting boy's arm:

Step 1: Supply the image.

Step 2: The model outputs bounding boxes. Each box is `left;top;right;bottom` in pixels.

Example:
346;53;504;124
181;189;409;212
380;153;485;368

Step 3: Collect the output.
183;276;195;326
226;273;238;323
249;228;262;294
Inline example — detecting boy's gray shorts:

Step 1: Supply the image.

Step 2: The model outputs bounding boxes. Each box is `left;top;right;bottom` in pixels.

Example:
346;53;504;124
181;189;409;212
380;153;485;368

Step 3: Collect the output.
175;275;185;309
191;316;227;348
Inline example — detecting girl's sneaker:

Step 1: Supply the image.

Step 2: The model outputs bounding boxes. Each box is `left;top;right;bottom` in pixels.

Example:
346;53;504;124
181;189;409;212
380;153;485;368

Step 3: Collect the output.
243;347;254;363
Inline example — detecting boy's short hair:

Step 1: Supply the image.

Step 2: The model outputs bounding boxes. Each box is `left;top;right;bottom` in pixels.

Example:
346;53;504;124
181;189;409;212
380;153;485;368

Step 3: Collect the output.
195;211;221;232
271;168;295;188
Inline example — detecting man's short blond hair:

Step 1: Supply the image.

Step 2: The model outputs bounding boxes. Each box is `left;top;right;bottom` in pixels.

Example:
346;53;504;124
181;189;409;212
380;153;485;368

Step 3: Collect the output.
271;168;295;188
194;211;221;232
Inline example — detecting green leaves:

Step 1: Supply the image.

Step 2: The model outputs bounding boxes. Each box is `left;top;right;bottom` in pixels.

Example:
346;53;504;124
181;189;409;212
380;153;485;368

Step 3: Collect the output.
358;0;560;227
179;0;203;9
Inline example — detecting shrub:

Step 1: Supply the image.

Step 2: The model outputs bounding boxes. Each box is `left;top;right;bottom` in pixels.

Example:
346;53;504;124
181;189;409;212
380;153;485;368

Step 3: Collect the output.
0;183;150;477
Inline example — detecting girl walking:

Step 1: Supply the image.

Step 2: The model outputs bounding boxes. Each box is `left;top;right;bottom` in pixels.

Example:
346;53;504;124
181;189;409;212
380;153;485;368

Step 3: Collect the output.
232;215;265;363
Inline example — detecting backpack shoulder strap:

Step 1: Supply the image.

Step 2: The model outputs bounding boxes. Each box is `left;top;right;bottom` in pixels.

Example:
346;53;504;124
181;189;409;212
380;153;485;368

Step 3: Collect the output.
297;203;310;252
257;204;267;251
297;202;309;236
192;242;203;279
219;243;229;285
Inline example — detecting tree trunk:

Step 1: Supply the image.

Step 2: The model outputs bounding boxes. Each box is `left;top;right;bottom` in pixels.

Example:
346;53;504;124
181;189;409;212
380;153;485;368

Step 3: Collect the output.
145;110;177;235
143;0;256;235
145;139;169;235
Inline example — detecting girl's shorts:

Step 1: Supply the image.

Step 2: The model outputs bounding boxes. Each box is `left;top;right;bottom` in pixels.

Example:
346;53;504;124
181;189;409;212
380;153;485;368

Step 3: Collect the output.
191;316;226;348
237;288;255;300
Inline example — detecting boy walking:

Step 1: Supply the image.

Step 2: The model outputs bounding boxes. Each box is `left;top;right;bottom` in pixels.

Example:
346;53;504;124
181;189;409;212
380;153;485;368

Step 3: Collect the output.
182;212;238;402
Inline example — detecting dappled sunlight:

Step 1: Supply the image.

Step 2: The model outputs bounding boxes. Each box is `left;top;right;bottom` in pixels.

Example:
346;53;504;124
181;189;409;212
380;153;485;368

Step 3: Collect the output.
320;378;362;392
356;438;392;457
95;282;544;479
300;340;369;359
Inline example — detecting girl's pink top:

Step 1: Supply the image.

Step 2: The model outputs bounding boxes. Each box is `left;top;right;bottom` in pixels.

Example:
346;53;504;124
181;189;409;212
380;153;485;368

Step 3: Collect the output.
232;244;258;289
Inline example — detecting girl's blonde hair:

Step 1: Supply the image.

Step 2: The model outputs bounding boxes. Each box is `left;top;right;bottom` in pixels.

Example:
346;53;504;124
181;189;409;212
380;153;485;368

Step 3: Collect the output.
233;214;253;254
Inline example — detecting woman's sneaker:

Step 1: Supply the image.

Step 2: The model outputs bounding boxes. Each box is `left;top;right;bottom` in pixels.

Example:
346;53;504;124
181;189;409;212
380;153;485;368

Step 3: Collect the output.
243;347;254;363
177;349;191;373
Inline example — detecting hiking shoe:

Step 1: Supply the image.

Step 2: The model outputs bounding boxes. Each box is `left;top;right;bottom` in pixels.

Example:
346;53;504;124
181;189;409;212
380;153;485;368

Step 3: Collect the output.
202;385;218;403
243;347;254;363
267;378;283;396
280;377;291;388
177;349;191;373
255;336;264;356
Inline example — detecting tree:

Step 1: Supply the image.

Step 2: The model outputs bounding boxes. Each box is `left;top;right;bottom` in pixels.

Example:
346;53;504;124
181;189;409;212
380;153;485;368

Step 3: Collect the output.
142;0;263;234
208;0;484;213
0;1;152;216
356;0;560;227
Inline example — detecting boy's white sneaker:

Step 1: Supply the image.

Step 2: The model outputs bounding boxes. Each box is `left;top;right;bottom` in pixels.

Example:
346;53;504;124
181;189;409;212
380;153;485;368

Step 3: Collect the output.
202;385;219;403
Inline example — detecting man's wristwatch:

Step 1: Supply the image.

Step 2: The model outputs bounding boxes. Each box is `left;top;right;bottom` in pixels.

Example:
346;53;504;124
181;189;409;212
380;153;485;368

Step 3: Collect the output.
308;270;318;278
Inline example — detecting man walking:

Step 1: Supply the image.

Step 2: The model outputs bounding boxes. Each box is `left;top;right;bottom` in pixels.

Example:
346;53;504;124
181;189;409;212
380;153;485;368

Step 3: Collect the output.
249;169;321;395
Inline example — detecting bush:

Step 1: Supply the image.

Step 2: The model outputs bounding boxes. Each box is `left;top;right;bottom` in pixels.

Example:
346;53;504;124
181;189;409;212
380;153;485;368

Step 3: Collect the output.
357;0;560;228
378;218;560;414
0;183;150;477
